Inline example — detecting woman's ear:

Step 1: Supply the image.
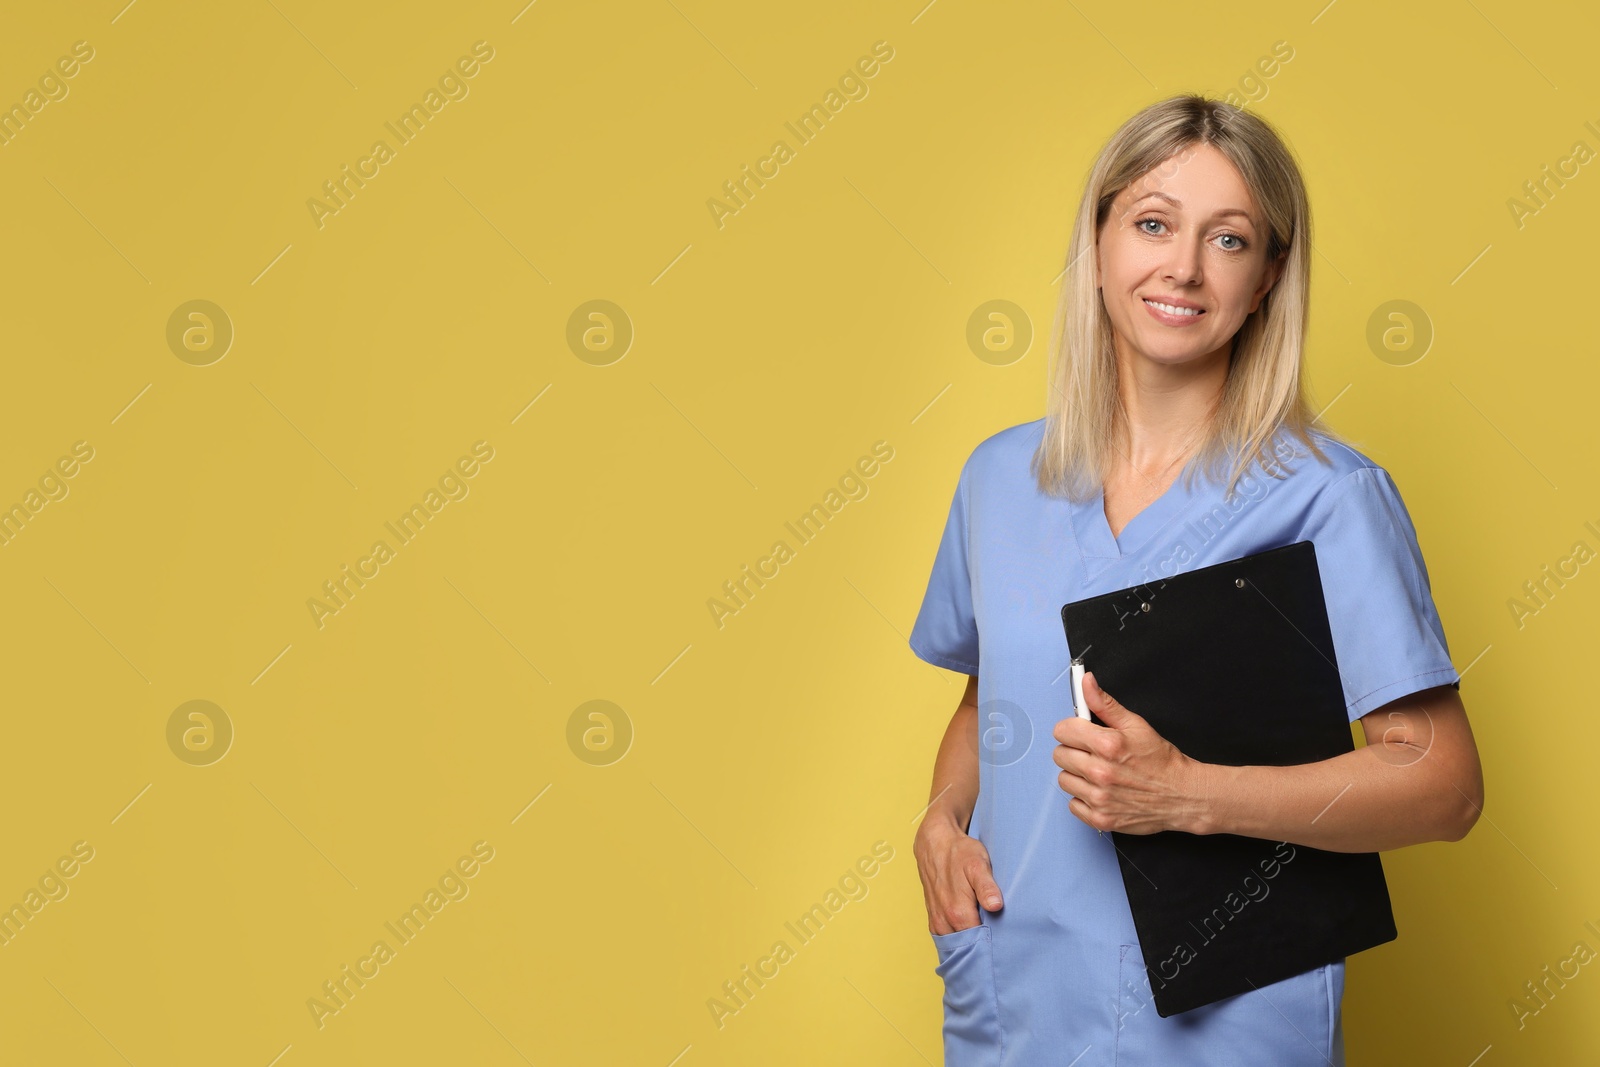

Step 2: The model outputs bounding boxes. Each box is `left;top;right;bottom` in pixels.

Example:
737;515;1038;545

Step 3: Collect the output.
1249;251;1287;313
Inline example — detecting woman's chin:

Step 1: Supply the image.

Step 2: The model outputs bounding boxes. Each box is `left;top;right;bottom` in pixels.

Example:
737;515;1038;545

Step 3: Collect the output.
1128;343;1223;369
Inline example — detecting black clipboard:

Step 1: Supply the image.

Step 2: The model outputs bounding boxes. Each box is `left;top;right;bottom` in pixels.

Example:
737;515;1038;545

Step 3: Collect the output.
1060;540;1397;1017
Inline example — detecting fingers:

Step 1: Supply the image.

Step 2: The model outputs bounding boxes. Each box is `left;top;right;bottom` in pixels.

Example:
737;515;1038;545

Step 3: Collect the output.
1084;670;1121;712
1082;672;1148;734
1068;795;1111;833
929;880;981;935
1052;736;1089;770
1056;767;1094;801
972;863;1003;911
1053;716;1106;748
923;842;1003;934
1053;729;1113;771
938;861;1000;932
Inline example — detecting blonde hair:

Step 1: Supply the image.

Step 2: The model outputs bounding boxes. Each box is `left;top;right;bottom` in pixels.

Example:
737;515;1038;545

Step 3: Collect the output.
1032;92;1345;504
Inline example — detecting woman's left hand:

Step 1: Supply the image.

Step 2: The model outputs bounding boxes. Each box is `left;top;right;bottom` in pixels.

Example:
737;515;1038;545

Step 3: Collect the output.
1052;671;1209;835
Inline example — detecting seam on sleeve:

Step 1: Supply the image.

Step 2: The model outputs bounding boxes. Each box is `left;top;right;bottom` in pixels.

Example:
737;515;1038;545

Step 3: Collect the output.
1315;466;1459;724
1371;466;1441;608
1348;666;1458;709
1348;665;1461;722
1308;436;1380;477
1360;465;1454;668
908;636;978;676
1315;465;1440;620
1319;465;1372;514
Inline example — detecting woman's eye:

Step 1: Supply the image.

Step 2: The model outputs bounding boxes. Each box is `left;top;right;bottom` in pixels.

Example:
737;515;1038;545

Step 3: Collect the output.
1135;218;1248;252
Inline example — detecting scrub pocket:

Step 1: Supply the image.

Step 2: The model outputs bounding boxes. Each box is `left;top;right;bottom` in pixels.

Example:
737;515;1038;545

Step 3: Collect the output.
931;923;1004;1066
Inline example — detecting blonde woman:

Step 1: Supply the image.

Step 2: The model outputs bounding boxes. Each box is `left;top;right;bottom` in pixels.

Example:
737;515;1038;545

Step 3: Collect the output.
909;94;1484;1066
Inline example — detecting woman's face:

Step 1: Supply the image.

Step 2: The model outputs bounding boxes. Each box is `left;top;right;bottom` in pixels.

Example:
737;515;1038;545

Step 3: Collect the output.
1095;143;1283;371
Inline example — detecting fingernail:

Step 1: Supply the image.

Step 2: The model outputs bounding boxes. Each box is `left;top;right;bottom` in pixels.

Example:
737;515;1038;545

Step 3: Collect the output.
986;896;1001;908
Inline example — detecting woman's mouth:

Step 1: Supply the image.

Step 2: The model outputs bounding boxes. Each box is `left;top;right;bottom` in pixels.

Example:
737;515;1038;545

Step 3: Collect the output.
1142;298;1206;326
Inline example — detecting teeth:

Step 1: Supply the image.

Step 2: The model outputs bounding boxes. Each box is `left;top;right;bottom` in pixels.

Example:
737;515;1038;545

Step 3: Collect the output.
1145;299;1200;316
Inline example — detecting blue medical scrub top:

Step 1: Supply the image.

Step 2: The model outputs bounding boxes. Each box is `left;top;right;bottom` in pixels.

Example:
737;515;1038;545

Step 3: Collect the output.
909;418;1462;1067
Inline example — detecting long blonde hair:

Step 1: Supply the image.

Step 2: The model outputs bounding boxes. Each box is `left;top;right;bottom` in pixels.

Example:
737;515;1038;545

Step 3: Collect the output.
1032;93;1344;503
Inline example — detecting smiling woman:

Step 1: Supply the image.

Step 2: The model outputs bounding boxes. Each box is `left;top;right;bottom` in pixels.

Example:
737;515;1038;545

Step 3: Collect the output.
908;93;1483;1067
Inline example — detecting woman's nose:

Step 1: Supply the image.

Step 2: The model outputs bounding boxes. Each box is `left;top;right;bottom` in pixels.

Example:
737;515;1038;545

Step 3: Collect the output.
1163;237;1204;284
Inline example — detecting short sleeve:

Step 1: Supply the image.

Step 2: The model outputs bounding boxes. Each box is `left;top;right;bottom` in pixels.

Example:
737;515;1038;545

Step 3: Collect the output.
1301;467;1461;723
908;460;980;674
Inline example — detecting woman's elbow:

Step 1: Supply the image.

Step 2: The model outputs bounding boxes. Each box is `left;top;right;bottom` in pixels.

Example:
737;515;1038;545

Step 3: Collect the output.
1443;763;1485;843
1431;698;1484;843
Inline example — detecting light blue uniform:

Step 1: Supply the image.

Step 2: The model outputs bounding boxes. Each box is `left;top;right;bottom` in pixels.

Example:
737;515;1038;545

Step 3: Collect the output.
909;418;1461;1066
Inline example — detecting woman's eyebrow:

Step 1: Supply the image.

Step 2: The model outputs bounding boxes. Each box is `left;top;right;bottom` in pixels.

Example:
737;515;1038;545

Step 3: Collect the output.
1132;191;1257;225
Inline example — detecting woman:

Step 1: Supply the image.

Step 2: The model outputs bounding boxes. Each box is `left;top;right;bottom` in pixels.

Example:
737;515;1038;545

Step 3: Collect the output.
908;94;1485;1066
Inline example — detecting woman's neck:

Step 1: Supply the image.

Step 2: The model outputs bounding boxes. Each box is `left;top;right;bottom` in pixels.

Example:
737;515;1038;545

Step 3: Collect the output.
1111;343;1229;470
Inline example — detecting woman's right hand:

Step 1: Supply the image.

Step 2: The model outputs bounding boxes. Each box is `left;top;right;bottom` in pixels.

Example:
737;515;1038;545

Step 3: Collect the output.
914;814;1004;936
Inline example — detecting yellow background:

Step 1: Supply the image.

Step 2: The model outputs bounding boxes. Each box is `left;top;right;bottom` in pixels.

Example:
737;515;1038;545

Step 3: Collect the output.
0;0;1594;1063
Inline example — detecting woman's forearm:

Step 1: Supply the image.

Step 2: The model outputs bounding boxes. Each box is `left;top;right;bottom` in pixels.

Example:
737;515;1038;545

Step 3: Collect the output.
923;676;981;835
1191;738;1480;853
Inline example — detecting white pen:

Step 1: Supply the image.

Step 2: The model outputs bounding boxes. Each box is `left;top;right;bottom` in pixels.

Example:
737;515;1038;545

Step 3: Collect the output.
1068;655;1104;836
1070;656;1090;720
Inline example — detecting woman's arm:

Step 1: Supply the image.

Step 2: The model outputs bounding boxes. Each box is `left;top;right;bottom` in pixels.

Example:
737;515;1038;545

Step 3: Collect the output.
922;674;981;835
913;674;1007;933
1054;672;1485;853
1193;683;1484;851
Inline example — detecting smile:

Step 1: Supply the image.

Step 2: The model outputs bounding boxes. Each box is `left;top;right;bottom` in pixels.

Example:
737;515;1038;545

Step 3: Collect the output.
1142;298;1206;326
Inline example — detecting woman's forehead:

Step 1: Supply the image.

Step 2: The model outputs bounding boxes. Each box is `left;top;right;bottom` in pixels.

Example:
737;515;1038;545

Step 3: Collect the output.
1116;151;1262;221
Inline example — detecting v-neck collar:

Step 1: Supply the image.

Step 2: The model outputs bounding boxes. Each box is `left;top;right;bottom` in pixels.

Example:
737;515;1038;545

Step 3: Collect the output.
1069;454;1204;570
